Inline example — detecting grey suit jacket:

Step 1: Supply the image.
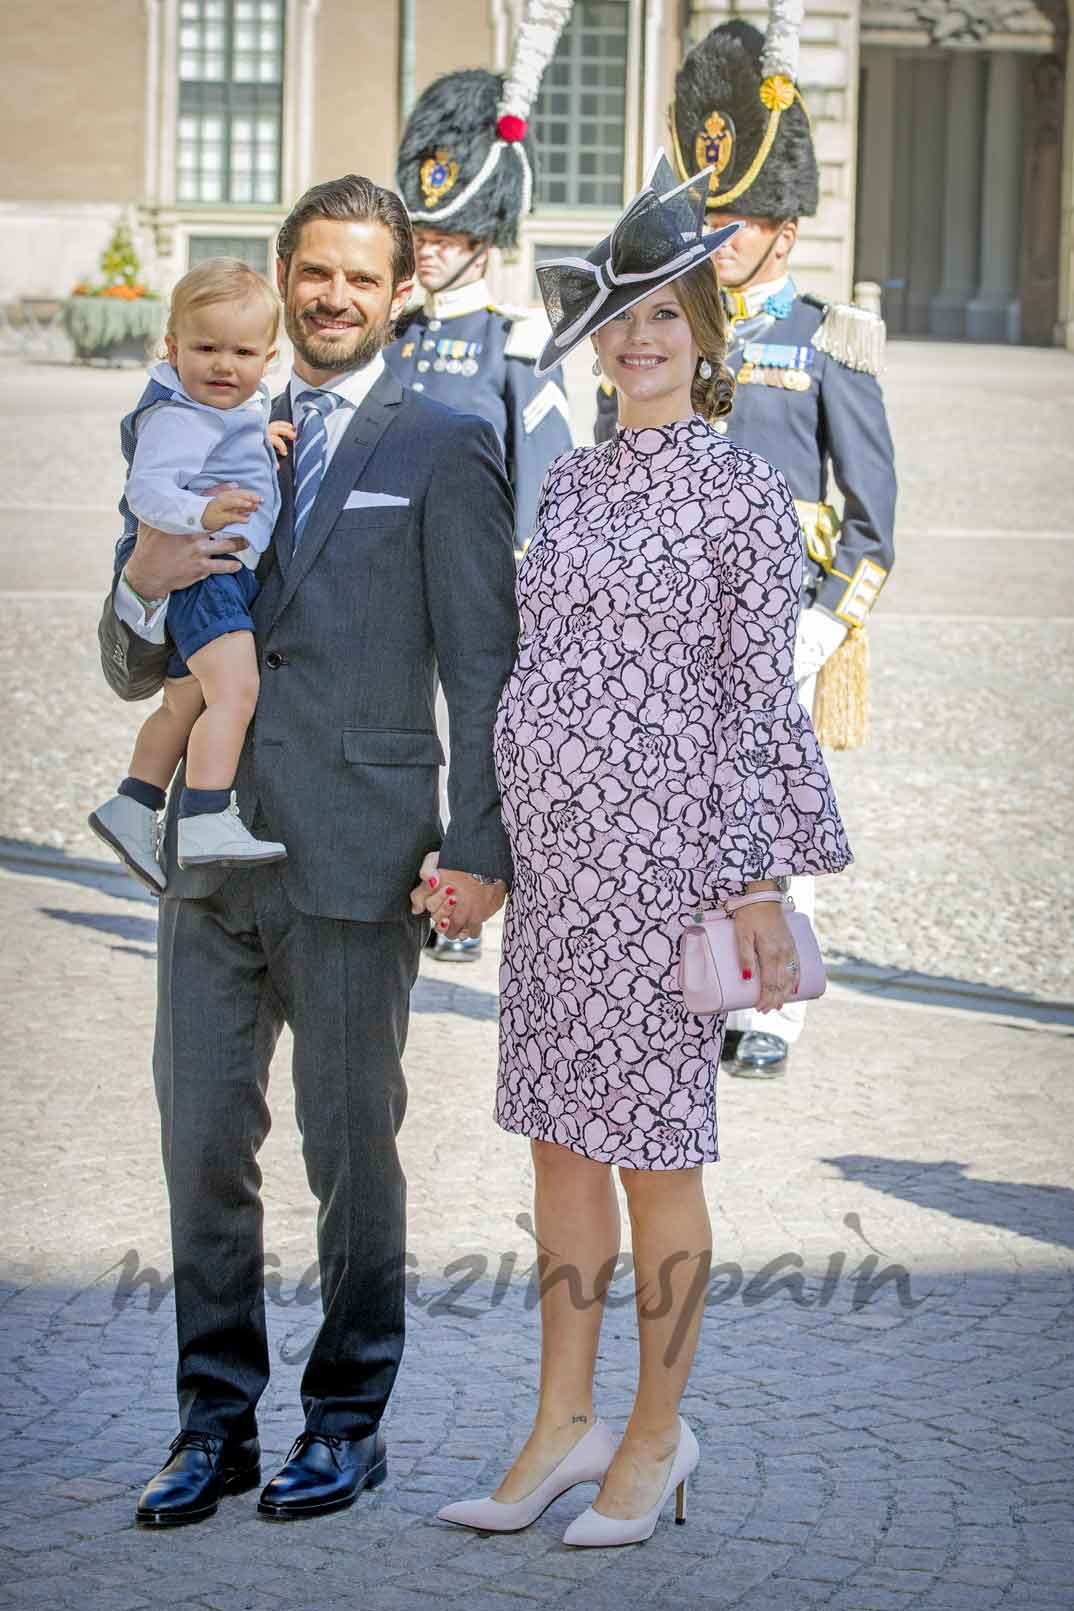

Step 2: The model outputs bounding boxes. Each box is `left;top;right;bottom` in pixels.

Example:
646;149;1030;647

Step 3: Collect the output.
99;369;519;921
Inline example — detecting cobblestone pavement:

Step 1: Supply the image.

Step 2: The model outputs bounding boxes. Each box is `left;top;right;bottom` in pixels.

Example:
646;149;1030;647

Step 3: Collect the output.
1;344;1073;1609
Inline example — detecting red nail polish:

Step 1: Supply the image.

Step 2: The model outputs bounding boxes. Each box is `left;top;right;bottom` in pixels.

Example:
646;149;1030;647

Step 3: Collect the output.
428;876;439;890
445;886;456;896
448;898;457;907
742;969;752;981
439;920;449;930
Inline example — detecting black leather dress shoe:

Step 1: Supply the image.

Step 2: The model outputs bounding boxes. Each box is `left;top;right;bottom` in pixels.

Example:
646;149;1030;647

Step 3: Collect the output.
136;1430;261;1527
258;1429;387;1520
726;1030;790;1078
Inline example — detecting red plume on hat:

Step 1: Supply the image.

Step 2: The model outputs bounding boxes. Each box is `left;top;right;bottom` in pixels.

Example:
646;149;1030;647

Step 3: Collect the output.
398;0;573;248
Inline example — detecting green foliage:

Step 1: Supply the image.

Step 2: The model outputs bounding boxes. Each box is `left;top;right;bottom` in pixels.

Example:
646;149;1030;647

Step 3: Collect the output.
99;219;141;288
71;215;157;299
62;293;164;358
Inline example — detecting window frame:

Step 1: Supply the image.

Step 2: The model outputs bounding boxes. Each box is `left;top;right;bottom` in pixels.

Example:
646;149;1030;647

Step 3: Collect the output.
175;0;286;208
532;0;635;212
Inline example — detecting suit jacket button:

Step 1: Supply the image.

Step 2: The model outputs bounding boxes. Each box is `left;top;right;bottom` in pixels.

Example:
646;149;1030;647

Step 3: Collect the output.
265;650;284;669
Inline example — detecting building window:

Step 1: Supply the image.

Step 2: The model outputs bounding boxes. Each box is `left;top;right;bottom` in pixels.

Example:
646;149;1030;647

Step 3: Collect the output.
187;234;272;274
533;0;629;208
177;0;284;205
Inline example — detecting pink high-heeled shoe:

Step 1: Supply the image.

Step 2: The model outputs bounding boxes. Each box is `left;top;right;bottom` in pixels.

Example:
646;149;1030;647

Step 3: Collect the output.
435;1420;616;1533
561;1417;699;1547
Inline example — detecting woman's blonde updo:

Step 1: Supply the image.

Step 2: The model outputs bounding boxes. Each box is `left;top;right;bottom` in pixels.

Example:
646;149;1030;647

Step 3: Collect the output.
674;259;735;422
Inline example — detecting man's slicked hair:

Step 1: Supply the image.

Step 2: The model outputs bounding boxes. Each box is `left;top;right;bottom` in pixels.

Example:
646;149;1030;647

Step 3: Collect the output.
277;175;416;288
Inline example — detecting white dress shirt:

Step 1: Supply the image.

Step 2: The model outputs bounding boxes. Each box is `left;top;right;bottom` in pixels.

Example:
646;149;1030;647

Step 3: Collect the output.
115;354;387;643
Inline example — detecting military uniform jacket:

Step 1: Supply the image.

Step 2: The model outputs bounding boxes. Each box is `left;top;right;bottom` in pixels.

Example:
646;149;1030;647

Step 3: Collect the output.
385;285;572;545
595;290;897;628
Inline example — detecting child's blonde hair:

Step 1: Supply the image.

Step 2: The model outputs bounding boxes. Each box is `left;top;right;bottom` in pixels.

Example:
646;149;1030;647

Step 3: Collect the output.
165;256;281;346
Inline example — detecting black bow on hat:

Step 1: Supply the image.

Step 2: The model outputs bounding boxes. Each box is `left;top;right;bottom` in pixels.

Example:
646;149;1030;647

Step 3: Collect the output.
534;152;742;376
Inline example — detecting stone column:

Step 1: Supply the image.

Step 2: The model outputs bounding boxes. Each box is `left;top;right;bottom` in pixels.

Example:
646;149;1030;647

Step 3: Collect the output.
967;51;1024;342
855;48;896;289
906;57;947;334
929;52;985;339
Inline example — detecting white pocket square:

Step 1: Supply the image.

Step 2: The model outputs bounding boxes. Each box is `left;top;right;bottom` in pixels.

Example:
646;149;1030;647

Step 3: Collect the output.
344;490;410;510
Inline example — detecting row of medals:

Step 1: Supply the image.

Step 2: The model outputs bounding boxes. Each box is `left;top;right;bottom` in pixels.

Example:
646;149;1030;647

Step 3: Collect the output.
737;360;811;391
420;356;479;377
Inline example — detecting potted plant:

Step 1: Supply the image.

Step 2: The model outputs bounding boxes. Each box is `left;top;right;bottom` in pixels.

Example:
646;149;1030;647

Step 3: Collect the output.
64;219;163;364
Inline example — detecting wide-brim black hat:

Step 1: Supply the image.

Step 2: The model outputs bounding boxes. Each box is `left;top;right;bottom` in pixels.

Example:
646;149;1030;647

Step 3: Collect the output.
670;17;819;220
535;152;741;377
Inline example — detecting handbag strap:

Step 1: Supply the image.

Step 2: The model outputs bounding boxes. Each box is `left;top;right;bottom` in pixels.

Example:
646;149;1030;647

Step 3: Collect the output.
724;891;791;914
689;890;793;924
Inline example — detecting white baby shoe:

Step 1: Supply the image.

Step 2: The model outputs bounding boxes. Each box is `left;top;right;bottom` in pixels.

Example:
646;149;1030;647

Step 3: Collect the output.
177;794;287;869
88;794;166;894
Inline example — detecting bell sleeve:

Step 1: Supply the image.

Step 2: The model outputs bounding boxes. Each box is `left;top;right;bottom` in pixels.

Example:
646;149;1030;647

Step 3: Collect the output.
706;452;852;898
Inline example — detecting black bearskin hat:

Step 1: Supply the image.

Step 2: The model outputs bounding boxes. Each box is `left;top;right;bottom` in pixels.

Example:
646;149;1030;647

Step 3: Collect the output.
396;69;538;250
670;18;819;220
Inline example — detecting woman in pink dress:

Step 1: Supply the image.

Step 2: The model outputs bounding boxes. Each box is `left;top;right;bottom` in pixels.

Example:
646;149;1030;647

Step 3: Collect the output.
430;154;851;1547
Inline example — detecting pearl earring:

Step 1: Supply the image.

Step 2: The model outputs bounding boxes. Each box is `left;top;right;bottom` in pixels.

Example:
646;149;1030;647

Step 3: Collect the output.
698;358;713;380
592;356;602;376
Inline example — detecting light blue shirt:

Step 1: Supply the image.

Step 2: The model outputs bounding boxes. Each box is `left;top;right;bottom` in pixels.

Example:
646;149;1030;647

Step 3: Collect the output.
116;355;387;639
123;361;281;567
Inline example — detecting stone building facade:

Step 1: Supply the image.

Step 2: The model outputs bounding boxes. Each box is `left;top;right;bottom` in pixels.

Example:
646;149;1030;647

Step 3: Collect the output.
2;0;1071;347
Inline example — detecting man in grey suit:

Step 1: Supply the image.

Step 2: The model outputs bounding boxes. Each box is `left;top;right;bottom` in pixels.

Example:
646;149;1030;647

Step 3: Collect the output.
99;176;518;1527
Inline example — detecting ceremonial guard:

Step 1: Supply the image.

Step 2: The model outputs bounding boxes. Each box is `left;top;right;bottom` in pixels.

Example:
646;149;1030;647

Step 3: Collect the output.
597;1;897;1077
387;7;573;548
386;0;574;960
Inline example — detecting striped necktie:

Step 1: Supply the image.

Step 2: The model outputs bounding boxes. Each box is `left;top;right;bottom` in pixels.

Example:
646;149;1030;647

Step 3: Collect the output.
292;388;347;548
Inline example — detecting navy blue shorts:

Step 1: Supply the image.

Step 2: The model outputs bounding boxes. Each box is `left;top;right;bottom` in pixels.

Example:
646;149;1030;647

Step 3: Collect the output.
165;568;260;679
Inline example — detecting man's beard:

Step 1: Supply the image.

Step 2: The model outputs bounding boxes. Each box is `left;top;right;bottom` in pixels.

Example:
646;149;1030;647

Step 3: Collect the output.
286;302;393;372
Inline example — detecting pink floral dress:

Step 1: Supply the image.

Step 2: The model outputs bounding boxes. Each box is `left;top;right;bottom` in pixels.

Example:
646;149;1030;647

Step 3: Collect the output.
492;417;851;1169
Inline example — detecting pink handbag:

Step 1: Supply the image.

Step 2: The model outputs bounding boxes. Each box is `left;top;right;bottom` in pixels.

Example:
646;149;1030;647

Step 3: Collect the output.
679;894;827;1015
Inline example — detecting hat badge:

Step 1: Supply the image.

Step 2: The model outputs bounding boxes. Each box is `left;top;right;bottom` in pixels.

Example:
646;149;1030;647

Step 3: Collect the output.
419;149;459;207
695;111;736;189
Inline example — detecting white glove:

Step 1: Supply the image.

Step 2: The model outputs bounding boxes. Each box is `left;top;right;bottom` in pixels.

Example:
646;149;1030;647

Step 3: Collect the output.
794;607;847;686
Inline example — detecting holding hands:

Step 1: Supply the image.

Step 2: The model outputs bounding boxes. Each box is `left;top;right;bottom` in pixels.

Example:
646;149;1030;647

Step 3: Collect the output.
410;852;506;939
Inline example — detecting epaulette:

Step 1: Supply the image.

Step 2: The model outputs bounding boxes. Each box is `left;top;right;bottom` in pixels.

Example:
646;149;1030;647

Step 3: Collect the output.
494;305;552;362
803;293;886;377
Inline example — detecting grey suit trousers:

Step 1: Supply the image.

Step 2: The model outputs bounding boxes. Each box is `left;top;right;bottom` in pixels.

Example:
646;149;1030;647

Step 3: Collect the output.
154;863;423;1439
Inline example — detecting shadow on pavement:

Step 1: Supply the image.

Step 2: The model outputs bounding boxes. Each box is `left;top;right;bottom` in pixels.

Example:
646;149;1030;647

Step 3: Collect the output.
39;907;157;948
412;971;498;1022
824;1154;1074;1255
0;837;154;904
827;950;1074;1028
